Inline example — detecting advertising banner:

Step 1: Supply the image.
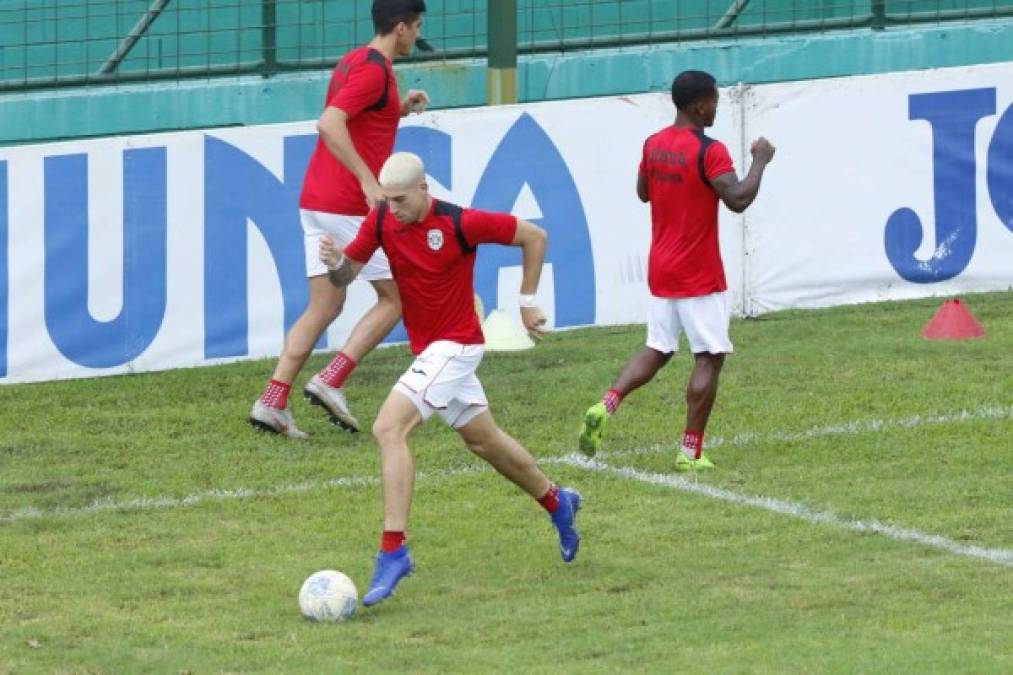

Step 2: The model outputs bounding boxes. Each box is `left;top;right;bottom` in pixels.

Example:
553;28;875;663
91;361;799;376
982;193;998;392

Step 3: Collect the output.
0;62;1010;383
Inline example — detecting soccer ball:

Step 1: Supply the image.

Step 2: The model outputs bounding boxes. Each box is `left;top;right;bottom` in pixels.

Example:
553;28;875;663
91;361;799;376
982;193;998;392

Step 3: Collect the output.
298;570;358;622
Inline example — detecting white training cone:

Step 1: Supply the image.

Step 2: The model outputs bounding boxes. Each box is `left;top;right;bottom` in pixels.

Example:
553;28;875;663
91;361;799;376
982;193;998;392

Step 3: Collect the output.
481;309;535;351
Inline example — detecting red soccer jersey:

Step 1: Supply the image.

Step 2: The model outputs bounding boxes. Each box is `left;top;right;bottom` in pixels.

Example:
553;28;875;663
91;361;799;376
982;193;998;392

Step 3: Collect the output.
344;199;518;354
299;47;401;216
639;126;735;298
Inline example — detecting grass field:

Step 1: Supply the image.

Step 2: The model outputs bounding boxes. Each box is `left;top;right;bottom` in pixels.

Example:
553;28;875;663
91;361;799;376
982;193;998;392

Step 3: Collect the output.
1;291;1011;674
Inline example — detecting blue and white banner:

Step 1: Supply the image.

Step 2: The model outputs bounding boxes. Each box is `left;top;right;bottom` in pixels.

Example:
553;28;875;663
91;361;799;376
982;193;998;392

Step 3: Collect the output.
0;61;1010;383
743;62;1013;313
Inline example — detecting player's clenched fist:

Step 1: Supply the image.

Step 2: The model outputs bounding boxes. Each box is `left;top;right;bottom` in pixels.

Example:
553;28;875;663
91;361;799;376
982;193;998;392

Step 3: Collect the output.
319;235;344;269
750;137;776;165
401;89;430;115
520;306;548;341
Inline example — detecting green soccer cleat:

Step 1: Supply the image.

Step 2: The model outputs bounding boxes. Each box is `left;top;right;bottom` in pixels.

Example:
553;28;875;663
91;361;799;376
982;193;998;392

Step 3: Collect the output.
578;402;609;457
675;451;715;472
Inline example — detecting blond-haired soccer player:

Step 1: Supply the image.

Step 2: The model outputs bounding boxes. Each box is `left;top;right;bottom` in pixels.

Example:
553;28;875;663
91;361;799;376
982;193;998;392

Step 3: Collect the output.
250;1;430;438
579;70;775;470
320;152;582;607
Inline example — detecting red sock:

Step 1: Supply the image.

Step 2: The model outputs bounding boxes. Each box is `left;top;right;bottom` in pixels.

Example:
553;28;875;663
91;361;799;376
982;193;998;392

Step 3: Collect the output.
681;429;704;459
260;379;291;409
538;484;560;513
602;388;623;415
380;530;405;553
318;352;357;388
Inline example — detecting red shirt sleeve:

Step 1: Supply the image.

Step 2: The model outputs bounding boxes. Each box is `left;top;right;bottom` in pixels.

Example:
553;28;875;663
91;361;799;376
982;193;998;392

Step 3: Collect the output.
327;61;387;119
344;209;381;263
705;141;735;180
460;209;518;247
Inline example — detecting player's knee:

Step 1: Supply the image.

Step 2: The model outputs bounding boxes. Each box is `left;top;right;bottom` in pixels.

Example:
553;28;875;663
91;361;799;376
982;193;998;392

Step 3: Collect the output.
464;425;514;462
371;418;391;444
301;300;344;328
378;293;402;318
462;438;487;458
372;416;406;446
372;281;401;307
306;285;345;320
687;374;719;400
646;347;673;368
319;298;346;322
458;426;492;458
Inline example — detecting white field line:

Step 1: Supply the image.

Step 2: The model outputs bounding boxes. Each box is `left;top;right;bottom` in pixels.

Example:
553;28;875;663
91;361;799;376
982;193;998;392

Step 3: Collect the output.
595;404;1013;461
0;466;483;525
3;406;1011;568
551;454;1013;568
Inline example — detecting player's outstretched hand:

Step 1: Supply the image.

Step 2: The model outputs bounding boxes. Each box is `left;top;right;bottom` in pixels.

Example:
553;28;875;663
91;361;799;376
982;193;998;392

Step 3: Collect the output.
319;235;344;269
751;137;776;165
520;306;548;341
402;89;430;115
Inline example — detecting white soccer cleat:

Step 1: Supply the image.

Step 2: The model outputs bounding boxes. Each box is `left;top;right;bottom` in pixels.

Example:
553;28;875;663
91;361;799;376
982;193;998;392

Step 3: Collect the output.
303;375;361;432
249;399;308;439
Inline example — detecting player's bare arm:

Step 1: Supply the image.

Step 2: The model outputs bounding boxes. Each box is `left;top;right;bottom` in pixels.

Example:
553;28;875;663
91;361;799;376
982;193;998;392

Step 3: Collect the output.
317;106;384;207
511;219;549;339
319;235;365;288
710;137;776;213
401;89;430;116
636;171;650;203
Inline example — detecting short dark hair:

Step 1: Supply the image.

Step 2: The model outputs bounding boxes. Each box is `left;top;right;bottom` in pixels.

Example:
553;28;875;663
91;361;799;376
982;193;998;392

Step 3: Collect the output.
671;70;717;110
372;0;426;35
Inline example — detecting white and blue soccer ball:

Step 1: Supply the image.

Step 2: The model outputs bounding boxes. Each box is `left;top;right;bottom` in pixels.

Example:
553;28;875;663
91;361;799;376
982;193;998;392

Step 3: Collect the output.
298;570;358;622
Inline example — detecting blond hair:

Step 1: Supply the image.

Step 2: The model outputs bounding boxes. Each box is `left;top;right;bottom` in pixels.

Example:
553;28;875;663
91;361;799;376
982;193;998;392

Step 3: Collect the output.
378;152;425;189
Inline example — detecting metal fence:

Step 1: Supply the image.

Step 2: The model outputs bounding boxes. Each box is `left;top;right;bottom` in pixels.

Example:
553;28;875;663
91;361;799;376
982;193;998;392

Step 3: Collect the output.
1;0;1011;92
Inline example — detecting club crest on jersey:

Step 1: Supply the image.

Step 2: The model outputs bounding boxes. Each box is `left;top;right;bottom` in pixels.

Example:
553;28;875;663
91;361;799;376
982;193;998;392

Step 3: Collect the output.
427;229;444;251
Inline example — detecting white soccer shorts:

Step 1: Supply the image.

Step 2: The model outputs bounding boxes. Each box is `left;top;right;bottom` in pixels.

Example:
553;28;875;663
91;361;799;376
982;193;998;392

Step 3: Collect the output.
300;209;392;280
646;290;734;355
393;341;489;428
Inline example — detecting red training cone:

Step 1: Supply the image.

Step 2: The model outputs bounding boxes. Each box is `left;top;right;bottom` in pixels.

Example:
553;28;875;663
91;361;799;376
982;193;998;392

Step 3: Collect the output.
921;298;985;340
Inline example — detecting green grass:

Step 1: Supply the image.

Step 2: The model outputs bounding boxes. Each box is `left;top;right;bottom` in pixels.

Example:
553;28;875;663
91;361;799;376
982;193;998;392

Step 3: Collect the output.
1;291;1011;674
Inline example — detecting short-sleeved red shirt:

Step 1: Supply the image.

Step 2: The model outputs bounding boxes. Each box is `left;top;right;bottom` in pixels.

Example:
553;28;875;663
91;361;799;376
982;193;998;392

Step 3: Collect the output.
300;47;401;216
345;199;518;354
639;126;735;298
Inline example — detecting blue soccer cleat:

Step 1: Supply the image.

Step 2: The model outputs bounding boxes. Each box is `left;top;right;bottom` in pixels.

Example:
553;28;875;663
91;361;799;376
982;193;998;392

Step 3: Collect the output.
362;545;414;607
550;488;582;563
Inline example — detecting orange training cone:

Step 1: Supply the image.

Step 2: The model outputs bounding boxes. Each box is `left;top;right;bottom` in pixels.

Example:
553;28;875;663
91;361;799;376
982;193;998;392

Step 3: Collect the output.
921;298;985;340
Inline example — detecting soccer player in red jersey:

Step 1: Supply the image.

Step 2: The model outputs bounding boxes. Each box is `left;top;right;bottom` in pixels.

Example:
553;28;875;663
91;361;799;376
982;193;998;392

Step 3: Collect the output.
319;152;583;607
578;70;776;471
250;1;431;438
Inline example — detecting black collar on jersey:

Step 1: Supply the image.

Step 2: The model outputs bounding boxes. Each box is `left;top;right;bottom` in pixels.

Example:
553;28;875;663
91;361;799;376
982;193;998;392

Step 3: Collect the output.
374;199;474;254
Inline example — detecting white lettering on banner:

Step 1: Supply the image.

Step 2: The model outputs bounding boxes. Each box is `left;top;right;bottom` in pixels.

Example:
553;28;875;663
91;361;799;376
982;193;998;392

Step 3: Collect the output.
0;62;1010;383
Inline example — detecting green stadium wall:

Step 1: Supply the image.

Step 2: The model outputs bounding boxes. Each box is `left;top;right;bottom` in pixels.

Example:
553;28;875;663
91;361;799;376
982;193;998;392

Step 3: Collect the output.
1;18;1012;146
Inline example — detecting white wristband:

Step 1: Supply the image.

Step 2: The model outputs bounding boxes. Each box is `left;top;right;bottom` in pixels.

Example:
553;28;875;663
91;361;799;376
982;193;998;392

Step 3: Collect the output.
518;294;537;308
327;254;346;272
